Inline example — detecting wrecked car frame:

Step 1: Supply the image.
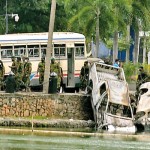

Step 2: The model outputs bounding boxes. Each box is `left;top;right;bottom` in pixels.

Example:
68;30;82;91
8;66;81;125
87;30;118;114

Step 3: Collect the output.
135;82;150;130
88;62;135;131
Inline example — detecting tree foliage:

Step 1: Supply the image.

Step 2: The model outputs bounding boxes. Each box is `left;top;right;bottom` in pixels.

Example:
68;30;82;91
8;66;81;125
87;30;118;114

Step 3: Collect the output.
0;0;150;63
0;0;67;34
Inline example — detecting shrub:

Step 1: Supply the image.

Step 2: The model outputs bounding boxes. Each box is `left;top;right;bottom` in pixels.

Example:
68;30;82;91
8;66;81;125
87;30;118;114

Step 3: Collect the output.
123;62;139;82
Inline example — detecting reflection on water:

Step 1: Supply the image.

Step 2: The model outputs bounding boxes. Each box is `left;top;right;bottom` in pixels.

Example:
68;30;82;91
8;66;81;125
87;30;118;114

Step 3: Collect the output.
0;129;150;150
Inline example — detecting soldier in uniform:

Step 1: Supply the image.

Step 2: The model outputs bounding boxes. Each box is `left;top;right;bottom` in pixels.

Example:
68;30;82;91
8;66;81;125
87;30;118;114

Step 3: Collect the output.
22;57;32;91
80;61;89;91
50;57;61;91
9;56;17;74
22;56;26;68
0;60;5;90
37;57;45;84
15;57;24;91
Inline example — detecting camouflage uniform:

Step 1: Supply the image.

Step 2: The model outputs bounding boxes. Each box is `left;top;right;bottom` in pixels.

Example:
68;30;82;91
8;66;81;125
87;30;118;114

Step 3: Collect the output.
9;56;17;74
80;61;89;91
22;56;26;70
0;61;5;90
50;58;61;89
15;57;24;91
22;57;32;91
37;58;45;84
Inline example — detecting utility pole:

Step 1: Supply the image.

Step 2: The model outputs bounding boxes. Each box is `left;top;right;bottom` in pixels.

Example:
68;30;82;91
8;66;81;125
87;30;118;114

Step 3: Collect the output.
5;0;8;34
43;0;56;93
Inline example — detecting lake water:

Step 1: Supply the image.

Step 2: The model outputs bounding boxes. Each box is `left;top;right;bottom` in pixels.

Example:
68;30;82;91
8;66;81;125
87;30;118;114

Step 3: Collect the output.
0;128;150;150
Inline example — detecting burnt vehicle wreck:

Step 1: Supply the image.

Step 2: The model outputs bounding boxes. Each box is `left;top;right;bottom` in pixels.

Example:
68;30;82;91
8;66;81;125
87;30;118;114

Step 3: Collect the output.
87;62;136;132
134;82;150;131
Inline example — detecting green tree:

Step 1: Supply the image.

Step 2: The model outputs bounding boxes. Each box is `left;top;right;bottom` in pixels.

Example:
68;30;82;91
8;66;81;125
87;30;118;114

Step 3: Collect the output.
111;0;132;63
0;0;67;34
64;0;114;58
131;0;150;64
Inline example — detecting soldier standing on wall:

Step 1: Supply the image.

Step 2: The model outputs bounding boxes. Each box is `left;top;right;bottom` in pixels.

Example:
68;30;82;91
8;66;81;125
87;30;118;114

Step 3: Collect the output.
0;60;5;90
50;57;61;92
9;56;17;74
37;57;45;84
22;56;26;68
15;57;24;91
80;61;89;91
22;57;32;92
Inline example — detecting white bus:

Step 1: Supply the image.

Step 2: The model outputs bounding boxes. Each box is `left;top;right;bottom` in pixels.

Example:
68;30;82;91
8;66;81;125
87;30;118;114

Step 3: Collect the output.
0;32;89;90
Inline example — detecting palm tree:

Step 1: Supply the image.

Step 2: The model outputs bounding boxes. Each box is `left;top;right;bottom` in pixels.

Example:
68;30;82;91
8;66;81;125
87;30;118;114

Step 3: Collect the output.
112;0;132;63
43;0;56;94
64;0;113;58
131;0;150;64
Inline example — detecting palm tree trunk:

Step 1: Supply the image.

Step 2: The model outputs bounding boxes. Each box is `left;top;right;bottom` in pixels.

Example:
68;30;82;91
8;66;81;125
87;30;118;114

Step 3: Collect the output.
113;31;118;63
133;30;140;64
126;25;130;62
43;0;56;93
143;35;146;64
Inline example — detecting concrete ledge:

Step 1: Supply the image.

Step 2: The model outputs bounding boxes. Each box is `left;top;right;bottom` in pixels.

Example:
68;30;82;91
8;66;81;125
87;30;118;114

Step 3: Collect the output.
0;117;95;128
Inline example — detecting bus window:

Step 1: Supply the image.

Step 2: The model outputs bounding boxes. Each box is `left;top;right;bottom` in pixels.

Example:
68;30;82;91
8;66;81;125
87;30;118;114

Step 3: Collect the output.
28;45;39;57
1;46;13;58
60;47;65;56
54;44;65;57
54;48;59;56
14;45;26;57
41;45;46;57
28;49;33;57
75;44;84;57
34;48;39;57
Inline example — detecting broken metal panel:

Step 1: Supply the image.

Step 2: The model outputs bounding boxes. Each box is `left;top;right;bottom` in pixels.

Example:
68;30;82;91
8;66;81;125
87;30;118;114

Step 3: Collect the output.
135;82;150;127
104;113;134;127
89;63;101;106
140;82;150;89
137;82;150;113
108;80;130;106
96;63;126;81
137;98;150;113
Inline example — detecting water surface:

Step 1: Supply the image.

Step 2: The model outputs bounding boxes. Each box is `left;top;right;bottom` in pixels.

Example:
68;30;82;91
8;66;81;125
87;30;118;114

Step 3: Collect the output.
0;129;150;150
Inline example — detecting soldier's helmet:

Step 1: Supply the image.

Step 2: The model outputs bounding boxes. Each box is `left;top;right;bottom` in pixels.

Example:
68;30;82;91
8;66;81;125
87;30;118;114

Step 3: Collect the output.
51;57;55;61
51;57;55;63
17;57;21;61
84;61;88;65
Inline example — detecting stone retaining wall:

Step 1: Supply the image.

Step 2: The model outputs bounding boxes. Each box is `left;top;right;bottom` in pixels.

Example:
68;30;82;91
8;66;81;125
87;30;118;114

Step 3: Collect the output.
0;92;93;120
